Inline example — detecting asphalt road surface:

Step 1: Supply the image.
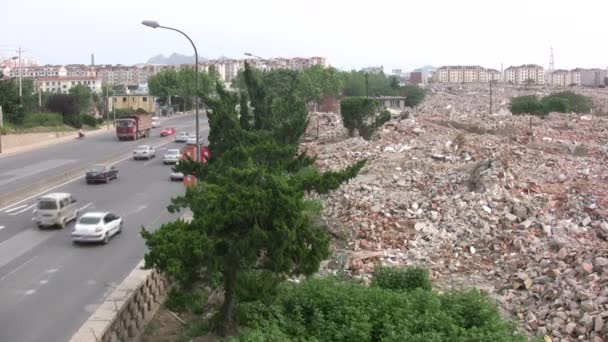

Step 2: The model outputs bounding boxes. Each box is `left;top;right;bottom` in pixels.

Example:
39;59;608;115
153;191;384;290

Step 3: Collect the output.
0;114;206;200
0;116;208;342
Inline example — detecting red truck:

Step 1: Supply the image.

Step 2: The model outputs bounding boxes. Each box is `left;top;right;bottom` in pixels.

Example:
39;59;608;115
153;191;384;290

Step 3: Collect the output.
115;114;153;140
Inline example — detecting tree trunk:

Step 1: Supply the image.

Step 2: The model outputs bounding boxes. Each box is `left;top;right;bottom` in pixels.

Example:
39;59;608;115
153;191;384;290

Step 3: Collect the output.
218;265;237;337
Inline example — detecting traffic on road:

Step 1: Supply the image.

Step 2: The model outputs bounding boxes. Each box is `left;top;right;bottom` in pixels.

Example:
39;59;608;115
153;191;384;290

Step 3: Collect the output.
0;114;210;342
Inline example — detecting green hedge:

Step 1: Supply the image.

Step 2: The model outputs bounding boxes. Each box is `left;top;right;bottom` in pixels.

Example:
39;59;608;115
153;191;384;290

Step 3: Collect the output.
231;268;525;342
510;91;592;115
21;113;64;128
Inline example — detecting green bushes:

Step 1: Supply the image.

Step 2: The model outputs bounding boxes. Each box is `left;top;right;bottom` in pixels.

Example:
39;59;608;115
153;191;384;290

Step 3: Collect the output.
232;267;524;342
21;113;64;128
80;114;98;127
510;91;593;115
509;95;544;115
340;97;391;140
372;266;432;291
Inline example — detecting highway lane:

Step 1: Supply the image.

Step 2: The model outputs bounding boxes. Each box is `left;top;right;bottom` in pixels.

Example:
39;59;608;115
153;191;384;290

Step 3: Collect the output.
0;138;201;342
0;114;206;201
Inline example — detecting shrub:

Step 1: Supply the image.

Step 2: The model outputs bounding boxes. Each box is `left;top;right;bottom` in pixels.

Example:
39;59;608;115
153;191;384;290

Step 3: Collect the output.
80;114;98;127
340;97;390;140
372;266;432;291
21;113;64;128
114;108;135;117
235;270;283;304
400;85;426;107
541;95;570;113
164;288;203;313
551;91;592;113
234;277;525;342
509;95;543;115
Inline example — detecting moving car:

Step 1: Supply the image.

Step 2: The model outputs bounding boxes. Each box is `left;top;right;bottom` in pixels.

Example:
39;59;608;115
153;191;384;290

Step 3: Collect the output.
133;145;155;160
152;116;160;128
160;127;176;137
170;162;184;181
174;132;189;143
86;164;118;184
72;212;123;244
35;192;79;229
163;149;181;164
186;136;198;145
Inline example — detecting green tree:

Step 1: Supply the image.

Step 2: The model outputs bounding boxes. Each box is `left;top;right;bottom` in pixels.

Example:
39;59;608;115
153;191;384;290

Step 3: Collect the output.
509;95;544;115
68;84;92;115
550;91;592;113
399;85;426;107
541;95;570;113
148;69;179;106
340;97;391;139
388;75;400;90
0;72;23;125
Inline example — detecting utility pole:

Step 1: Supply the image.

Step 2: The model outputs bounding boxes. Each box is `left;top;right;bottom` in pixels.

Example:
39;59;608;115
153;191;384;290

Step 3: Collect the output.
38;86;42;109
18;47;22;102
106;85;110;131
365;73;369;97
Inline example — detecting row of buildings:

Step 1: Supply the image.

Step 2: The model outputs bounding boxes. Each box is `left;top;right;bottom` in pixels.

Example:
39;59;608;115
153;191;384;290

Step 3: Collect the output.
0;56;328;94
432;64;607;87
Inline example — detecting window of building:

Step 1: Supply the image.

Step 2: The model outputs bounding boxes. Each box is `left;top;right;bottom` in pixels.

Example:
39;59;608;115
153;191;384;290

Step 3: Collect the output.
142;97;147;102
122;97;127;103
133;97;136;102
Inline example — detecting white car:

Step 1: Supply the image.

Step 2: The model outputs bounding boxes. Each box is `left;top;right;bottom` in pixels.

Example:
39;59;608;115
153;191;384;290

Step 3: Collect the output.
174;132;189;143
152;116;160;128
163;149;181;164
170;162;184;181
186;136;197;145
72;212;122;244
133;145;155;160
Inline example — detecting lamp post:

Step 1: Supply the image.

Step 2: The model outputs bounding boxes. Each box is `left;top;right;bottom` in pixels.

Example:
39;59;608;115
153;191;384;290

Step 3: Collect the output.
142;20;200;162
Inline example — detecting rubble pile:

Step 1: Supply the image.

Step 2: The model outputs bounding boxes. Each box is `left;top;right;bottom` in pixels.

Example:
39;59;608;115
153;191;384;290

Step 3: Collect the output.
305;85;608;341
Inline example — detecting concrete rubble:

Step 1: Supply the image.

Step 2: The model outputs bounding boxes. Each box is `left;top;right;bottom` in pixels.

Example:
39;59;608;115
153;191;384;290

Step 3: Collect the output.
303;84;608;341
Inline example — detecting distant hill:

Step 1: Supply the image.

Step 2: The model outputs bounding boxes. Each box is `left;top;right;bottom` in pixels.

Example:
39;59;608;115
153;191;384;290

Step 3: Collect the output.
412;65;436;73
146;53;208;65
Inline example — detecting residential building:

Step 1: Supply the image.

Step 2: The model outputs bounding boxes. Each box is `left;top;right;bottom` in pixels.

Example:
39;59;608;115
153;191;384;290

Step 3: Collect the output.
65;64;96;78
7;65;67;78
581;68;606;87
433;66;498;83
504;64;544;85
409;71;423;85
551;69;570;87
35;76;102;94
112;94;156;113
375;96;408;111
361;66;384;74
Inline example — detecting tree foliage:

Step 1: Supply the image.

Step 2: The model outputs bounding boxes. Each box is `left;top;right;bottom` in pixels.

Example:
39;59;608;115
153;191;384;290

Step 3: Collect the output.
0;72;24;125
510;91;593;115
340;97;391;140
399;85;426;107
143;69;366;336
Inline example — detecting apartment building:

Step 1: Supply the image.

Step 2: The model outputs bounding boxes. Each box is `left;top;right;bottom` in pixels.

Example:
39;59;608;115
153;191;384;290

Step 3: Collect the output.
112;94;156;113
35;76;102;94
361;66;384;74
581;68;606;87
433;66;499;83
7;65;67;78
551;70;570;87
65;64;96;78
504;64;545;85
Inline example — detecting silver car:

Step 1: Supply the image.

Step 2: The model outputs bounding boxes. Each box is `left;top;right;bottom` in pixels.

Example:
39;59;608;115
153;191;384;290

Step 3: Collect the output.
163;149;181;164
174;132;189;143
133;145;155;160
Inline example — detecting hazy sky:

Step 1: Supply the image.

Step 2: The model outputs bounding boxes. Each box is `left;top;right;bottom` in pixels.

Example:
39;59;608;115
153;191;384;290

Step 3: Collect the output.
1;0;606;71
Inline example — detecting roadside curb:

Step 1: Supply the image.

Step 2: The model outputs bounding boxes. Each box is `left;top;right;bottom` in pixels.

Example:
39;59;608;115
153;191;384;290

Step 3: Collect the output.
0;127;110;157
69;212;192;342
0;138;174;211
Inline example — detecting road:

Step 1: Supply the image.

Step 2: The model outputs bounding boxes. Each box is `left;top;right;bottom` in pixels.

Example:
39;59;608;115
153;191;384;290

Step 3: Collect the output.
0;114;203;203
0;116;208;342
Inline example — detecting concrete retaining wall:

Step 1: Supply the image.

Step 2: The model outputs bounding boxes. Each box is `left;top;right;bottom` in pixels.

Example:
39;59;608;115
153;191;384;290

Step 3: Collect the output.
69;260;169;342
2;131;75;150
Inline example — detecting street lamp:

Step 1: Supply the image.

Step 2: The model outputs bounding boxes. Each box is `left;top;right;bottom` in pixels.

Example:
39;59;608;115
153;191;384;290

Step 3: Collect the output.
142;20;201;162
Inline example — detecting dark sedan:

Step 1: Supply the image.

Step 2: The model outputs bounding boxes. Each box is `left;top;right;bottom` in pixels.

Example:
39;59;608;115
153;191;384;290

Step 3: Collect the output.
86;164;118;184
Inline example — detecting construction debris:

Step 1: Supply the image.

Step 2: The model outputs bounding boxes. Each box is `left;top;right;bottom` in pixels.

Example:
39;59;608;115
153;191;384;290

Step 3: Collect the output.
304;84;608;341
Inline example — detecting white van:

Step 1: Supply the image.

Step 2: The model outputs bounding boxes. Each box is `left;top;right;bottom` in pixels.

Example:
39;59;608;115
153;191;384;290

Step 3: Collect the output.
152;116;160;128
35;193;79;229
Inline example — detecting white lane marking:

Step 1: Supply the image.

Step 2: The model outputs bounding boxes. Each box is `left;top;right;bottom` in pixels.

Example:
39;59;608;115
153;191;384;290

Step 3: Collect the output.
0;226;4;230
79;202;93;212
0;139;175;213
9;204;36;216
5;204;28;213
24;289;36;295
0;256;38;282
39;279;48;285
31;218;35;221
46;268;59;274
